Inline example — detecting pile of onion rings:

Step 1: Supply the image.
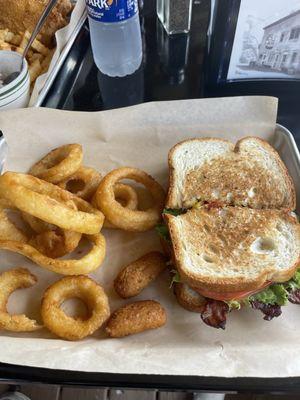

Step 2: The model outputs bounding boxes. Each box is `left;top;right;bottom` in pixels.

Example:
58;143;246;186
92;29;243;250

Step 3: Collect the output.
0;268;110;339
0;144;107;276
0;172;104;234
0;143;167;339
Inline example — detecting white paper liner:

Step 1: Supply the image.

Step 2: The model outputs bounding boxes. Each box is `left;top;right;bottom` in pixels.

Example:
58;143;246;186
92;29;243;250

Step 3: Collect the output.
1;96;299;378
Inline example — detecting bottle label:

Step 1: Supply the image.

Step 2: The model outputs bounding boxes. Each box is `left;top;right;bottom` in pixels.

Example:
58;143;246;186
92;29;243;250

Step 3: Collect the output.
86;0;138;23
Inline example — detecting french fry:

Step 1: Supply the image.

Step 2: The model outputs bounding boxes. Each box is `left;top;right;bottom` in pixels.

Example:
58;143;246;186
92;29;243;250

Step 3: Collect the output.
19;30;31;49
30;53;44;63
41;49;54;72
31;38;50;56
0;42;12;50
28;59;42;84
9;33;22;46
0;42;20;52
0;29;8;41
27;49;34;60
4;31;13;42
15;46;23;55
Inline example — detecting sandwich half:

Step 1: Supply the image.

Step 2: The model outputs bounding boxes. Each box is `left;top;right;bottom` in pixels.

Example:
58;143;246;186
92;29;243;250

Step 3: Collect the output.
160;137;300;329
166;137;295;210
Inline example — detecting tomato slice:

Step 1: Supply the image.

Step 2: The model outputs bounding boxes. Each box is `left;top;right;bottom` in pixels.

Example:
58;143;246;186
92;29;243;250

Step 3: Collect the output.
195;281;272;301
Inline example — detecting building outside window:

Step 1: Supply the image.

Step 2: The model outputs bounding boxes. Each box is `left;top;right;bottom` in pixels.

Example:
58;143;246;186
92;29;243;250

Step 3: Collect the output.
261;53;267;64
227;2;300;80
268;52;275;62
281;53;289;68
289;26;300;39
291;51;298;63
265;33;276;48
257;10;300;74
273;53;280;69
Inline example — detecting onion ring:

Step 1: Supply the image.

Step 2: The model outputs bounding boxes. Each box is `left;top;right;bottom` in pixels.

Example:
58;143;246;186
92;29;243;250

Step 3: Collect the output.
29;229;82;259
0;233;106;275
58;166;102;200
41;275;110;340
113;183;139;209
29;144;83;184
0;268;41;332
22;201;82;258
92;183;139;229
0;172;104;234
92;183;139;209
95;167;165;232
22;212;55;234
22;197;78;234
0;199;28;243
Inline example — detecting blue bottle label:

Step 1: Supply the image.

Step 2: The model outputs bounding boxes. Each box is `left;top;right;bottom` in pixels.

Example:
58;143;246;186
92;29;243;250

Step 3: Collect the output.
86;0;138;23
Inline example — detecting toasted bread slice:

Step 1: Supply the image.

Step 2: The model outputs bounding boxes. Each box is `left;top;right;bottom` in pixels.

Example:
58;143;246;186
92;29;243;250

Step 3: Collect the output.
165;207;300;294
166;137;296;210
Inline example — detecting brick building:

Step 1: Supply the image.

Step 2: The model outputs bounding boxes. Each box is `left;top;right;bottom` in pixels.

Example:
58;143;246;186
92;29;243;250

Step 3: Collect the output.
258;10;300;74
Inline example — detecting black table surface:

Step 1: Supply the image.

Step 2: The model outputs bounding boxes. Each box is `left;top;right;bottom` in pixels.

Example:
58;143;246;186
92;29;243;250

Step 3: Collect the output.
43;0;300;144
2;0;300;392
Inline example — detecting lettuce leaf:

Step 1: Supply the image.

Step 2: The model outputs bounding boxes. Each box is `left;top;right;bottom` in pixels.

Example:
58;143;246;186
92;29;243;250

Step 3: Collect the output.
225;300;242;310
156;209;184;241
155;223;171;242
192;200;204;209
169;269;181;288
163;208;185;216
250;300;282;320
284;269;300;292
226;269;300;310
250;284;289;306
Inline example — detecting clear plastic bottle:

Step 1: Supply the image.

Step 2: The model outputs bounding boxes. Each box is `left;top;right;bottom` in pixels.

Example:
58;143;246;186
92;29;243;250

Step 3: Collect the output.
86;0;143;77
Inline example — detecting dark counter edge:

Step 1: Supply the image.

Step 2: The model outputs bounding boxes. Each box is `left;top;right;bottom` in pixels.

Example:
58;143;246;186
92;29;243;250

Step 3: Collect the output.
1;362;300;393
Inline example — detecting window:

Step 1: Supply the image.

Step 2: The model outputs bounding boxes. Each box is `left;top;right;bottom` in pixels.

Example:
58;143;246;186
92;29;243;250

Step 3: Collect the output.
280;32;285;42
282;54;288;63
289;27;300;40
291;52;298;63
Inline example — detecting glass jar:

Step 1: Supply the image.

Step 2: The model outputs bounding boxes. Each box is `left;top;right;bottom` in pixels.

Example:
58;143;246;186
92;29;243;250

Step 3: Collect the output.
157;0;193;35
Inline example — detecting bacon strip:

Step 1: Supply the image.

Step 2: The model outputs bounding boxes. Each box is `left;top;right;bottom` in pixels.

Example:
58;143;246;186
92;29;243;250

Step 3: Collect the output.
200;299;229;329
205;201;224;210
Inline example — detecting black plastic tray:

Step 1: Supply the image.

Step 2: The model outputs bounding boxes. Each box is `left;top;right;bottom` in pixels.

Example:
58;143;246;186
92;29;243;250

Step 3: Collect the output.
3;0;299;391
2;362;300;393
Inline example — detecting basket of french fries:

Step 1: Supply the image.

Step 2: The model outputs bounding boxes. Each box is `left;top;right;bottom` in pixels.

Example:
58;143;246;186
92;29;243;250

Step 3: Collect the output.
0;29;55;87
0;0;86;106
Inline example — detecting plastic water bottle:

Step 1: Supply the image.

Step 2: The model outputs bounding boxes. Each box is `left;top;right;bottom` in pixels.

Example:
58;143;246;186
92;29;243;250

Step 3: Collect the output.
86;0;143;77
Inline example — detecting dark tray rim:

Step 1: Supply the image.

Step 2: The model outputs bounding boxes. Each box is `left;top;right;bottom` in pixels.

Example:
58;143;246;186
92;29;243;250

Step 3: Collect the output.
1;362;300;393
